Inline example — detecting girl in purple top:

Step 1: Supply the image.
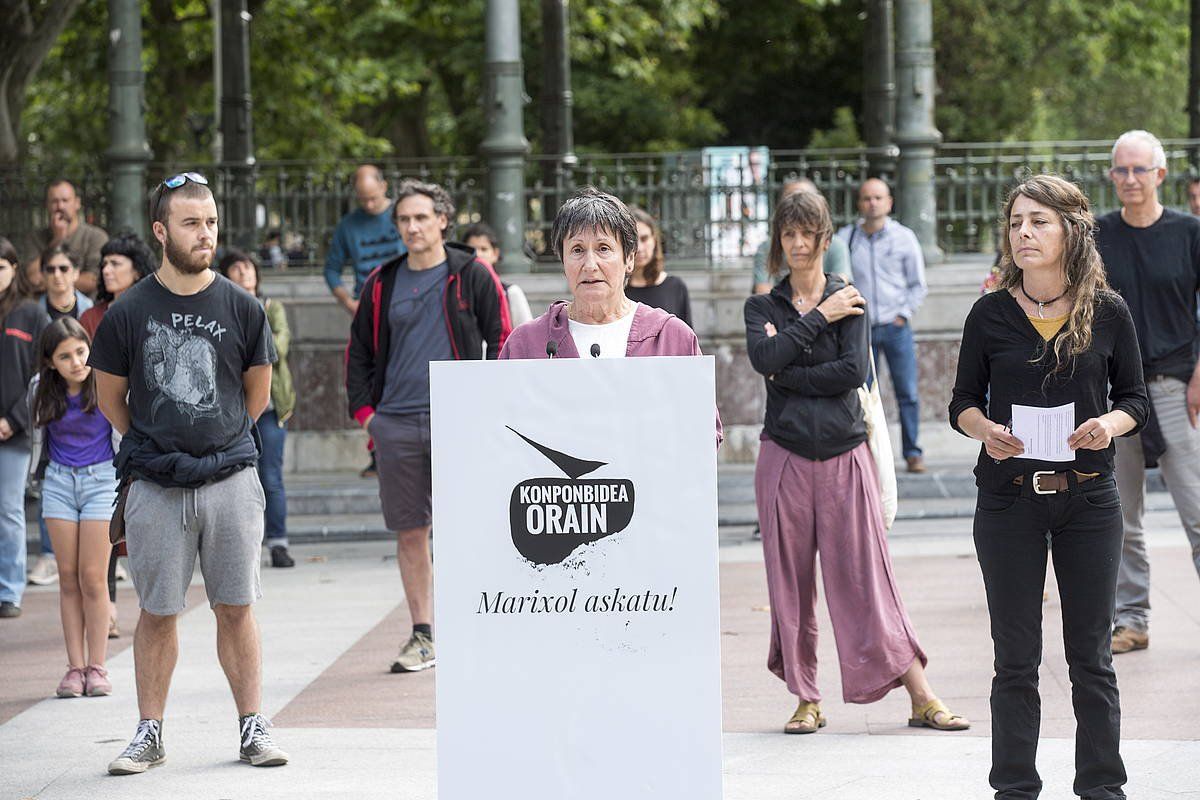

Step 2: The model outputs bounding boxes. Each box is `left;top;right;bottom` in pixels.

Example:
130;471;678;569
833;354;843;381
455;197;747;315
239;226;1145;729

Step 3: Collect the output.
32;317;119;699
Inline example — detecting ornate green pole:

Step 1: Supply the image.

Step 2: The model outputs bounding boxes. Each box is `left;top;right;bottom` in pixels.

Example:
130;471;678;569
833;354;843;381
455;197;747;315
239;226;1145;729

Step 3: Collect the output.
863;0;897;179
1189;0;1200;165
106;0;151;238
540;0;576;193
894;0;943;263
481;0;532;272
220;0;256;251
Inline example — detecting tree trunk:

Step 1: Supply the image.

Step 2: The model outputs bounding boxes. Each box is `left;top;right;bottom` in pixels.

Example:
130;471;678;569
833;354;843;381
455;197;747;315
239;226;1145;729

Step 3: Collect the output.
0;0;85;165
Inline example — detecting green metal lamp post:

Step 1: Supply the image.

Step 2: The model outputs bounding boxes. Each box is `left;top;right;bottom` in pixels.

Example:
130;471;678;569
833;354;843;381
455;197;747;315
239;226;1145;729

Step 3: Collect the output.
540;0;576;196
220;0;256;252
481;0;532;272
106;0;151;238
863;0;897;179
895;0;944;264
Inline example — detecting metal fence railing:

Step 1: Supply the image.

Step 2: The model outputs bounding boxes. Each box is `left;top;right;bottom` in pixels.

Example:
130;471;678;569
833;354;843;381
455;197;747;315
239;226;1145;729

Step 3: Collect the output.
5;140;1200;268
937;139;1200;252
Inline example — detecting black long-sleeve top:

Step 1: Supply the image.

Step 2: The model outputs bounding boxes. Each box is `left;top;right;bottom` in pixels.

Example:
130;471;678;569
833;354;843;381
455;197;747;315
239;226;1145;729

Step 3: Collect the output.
745;273;870;460
948;290;1149;490
0;300;49;449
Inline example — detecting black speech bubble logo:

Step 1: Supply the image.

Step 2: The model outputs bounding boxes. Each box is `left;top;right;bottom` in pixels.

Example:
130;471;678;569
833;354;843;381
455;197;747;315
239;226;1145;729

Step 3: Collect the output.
507;427;636;565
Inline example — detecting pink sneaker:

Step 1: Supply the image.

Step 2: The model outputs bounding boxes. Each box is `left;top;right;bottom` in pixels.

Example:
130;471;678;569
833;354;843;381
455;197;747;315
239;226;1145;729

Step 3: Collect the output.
85;665;112;697
56;666;85;698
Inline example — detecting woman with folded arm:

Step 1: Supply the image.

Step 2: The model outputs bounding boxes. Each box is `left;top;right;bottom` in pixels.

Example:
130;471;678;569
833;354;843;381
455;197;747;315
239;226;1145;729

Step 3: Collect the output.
949;174;1148;800
746;190;968;736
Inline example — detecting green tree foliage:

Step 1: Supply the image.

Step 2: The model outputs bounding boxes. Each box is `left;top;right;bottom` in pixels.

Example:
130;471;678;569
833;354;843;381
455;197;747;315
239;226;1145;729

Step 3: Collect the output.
688;0;863;149
935;0;1189;142
14;0;1196;171
561;0;723;152
21;0;725;168
0;0;86;165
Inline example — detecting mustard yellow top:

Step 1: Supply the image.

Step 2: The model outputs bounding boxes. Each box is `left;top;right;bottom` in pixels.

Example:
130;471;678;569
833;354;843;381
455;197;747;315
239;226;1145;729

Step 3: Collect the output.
1027;312;1068;341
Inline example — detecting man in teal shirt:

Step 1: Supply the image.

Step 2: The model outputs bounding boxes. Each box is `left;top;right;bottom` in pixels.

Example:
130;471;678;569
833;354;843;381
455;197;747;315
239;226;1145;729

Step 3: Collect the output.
325;165;407;316
752;177;851;294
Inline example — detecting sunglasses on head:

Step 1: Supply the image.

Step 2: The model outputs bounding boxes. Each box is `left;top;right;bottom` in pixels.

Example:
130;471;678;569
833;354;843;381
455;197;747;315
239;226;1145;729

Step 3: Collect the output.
41;263;74;274
160;172;209;190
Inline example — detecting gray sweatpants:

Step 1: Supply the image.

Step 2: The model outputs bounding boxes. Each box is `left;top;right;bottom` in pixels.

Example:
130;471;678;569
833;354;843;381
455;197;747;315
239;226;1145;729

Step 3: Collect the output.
1113;376;1200;632
125;467;266;616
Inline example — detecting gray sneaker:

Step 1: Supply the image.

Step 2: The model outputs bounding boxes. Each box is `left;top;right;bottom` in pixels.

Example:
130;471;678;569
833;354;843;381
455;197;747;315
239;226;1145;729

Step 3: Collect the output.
390;631;436;673
108;719;165;775
239;713;289;767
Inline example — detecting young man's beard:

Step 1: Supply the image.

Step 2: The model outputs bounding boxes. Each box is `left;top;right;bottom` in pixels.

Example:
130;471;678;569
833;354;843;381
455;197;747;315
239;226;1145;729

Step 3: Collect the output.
163;233;213;274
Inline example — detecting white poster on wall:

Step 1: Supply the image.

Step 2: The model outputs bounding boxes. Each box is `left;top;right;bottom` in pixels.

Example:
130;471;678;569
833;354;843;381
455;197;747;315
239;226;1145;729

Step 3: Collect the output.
431;356;723;800
705;145;770;260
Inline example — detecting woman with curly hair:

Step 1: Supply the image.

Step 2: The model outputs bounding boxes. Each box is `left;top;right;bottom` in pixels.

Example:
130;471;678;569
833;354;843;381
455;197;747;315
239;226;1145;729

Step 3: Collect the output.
950;174;1149;799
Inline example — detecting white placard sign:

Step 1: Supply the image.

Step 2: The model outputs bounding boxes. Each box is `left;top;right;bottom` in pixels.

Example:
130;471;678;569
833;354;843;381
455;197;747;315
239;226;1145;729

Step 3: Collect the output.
431;356;723;800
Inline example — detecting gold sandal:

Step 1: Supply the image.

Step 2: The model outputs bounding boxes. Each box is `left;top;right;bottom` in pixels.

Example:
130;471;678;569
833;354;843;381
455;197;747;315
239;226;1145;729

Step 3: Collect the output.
784;701;826;734
908;698;970;731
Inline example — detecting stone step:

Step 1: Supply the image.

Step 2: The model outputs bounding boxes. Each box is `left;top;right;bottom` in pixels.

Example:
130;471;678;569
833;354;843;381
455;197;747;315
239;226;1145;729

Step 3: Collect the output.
287;478;381;516
288;512;391;543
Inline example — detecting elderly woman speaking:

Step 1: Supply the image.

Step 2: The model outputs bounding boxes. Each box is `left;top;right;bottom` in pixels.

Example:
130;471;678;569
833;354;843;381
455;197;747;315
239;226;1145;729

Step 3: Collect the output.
500;189;716;396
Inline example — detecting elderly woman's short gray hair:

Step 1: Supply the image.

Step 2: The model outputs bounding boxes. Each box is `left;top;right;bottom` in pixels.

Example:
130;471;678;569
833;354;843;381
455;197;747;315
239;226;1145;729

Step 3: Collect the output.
549;187;638;261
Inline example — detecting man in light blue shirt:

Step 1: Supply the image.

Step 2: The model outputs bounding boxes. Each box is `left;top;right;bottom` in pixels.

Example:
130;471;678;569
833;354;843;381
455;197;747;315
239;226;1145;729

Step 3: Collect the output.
325;165;407;316
837;177;928;472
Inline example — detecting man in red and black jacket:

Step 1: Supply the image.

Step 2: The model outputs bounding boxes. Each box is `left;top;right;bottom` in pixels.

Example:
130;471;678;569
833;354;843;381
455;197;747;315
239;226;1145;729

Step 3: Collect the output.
345;180;511;673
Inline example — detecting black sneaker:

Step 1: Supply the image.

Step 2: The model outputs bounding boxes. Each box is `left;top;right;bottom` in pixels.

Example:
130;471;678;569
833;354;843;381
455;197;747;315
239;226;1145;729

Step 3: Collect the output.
239;713;289;767
108;719;165;775
360;451;377;479
269;545;295;568
0;601;20;619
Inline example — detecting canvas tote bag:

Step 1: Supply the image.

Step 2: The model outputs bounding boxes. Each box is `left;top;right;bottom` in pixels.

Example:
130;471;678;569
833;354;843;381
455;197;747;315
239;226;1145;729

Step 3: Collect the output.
858;350;898;528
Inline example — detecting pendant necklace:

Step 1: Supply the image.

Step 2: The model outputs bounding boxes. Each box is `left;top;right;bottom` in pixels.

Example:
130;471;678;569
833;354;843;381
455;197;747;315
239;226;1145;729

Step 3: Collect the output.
1020;278;1066;319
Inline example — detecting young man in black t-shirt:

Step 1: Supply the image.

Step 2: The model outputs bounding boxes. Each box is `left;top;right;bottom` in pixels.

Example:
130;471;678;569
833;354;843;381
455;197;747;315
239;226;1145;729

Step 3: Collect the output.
90;174;288;774
1095;129;1200;655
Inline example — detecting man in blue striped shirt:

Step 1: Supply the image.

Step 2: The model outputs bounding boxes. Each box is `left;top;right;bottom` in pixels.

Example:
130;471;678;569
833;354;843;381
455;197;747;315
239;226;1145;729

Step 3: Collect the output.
325;165;408;316
837;178;928;473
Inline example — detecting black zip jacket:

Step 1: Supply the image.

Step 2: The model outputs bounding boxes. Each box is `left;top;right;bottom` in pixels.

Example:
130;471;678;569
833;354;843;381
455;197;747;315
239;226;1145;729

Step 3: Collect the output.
0;300;49;449
744;273;870;460
346;242;512;424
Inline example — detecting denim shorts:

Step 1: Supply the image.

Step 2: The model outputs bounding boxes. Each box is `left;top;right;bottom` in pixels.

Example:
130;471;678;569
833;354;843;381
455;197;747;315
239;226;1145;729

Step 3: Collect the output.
41;460;119;523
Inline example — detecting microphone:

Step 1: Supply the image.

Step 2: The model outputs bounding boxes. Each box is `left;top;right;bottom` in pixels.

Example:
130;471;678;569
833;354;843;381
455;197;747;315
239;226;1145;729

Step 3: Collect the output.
546;340;558;358
590;343;601;358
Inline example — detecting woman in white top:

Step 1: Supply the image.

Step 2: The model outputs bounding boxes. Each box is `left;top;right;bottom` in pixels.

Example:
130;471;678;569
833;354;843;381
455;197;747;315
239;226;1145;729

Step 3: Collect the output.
499;187;710;366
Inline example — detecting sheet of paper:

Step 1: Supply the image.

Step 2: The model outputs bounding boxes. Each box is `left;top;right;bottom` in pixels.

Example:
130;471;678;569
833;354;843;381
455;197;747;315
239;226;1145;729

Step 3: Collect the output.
1012;402;1076;462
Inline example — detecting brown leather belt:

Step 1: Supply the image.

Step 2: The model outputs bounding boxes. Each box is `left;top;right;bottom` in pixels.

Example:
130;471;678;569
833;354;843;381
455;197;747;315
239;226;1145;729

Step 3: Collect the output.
1012;470;1101;495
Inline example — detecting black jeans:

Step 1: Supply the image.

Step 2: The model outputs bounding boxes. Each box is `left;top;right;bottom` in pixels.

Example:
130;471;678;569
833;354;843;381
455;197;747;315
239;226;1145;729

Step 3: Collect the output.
973;475;1127;800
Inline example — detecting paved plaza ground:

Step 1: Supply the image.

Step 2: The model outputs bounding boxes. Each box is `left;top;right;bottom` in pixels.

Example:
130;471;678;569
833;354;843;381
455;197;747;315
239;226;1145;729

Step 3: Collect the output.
2;488;1198;799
